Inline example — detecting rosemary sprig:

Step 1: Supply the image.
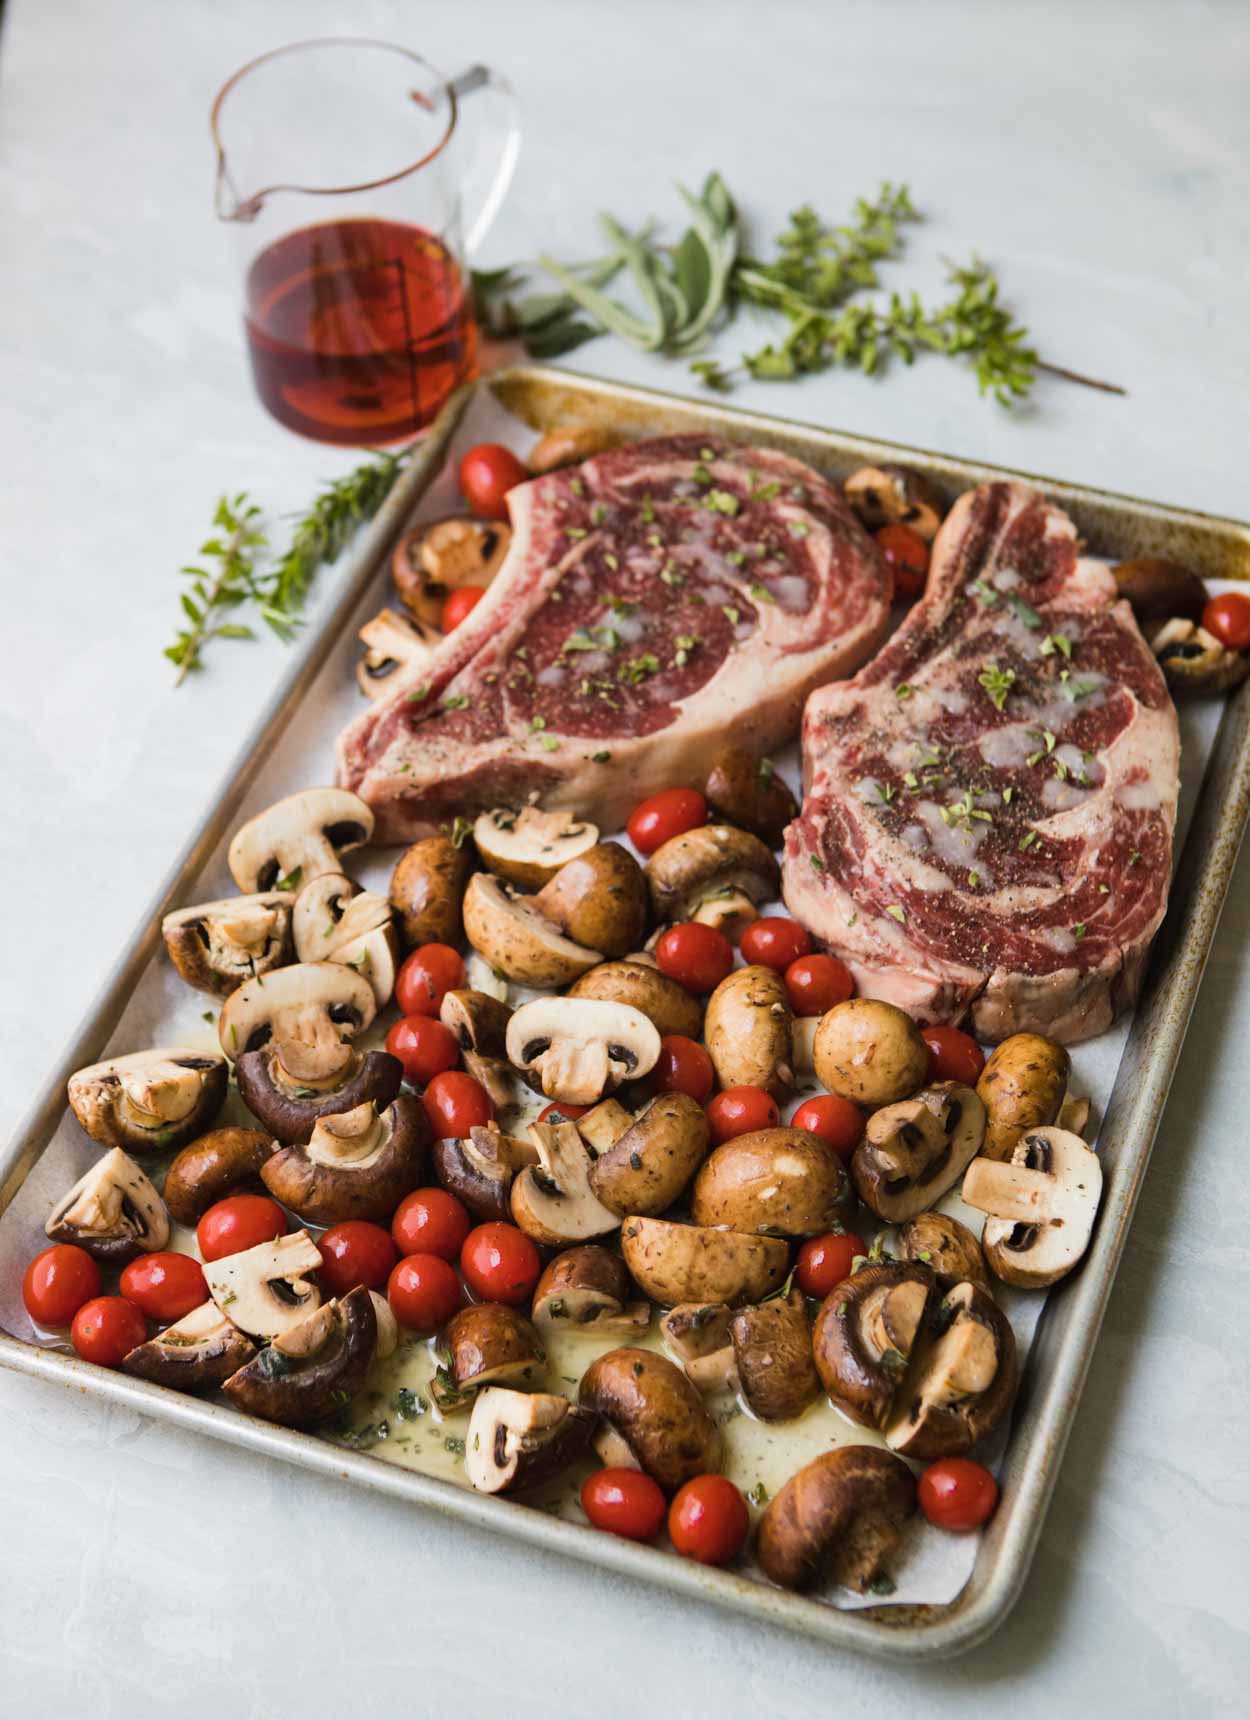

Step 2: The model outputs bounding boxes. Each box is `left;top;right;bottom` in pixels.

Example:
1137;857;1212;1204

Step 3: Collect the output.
268;448;407;629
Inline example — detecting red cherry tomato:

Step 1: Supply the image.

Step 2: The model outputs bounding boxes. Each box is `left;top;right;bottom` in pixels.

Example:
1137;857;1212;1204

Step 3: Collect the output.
706;1085;779;1144
318;1221;398;1295
392;1188;471;1262
71;1296;147;1368
119;1252;208;1323
922;1024;986;1085
796;1232;867;1298
668;1475;750;1566
386;1015;461;1085
441;585;487;632
395;943;465;1017
739;917;812;971
387;1253;462;1331
656;922;734;994
423;1070;494;1140
785;952;854;1015
536;1101;589;1123
876;522;930;600
458;442;529;521
626;787;707;857
196;1194;286;1263
22;1244;101;1327
918;1458;1000;1531
581;1467;667;1541
791;1094;865;1162
653;1035;715;1103
460;1222;541;1306
1202;590;1250;653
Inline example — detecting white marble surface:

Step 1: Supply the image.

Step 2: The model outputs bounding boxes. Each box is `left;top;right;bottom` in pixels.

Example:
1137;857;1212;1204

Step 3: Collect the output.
3;0;1249;1712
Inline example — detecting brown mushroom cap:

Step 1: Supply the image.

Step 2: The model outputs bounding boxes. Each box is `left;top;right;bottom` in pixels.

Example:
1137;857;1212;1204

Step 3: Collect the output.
813;999;930;1109
260;1096;430;1225
66;1048;228;1155
433;1125;536;1222
702;747;798;848
465;1387;596;1495
883;1280;1017;1460
702;964;793;1097
533;842;648;958
851;1082;986;1222
433;1303;546;1411
532;1246;648;1335
843;463;943;541
976;1033;1070;1163
578;1347;721;1495
757;1445;917;1594
812;1261;936;1428
1112;557;1208;628
163;1128;276;1227
464;873;602;986
236;1048;403;1146
45;1147;170;1265
691;1128;853;1237
620;1215;790;1307
731;1289;819;1422
645;824;780;932
389;834;476;951
896;1211;990;1291
588;1092;710;1217
393;516;512;627
223;1287;378;1426
527;424;613;474
162;892;295;997
123;1301;257;1393
472;805;600;889
567;961;703;1039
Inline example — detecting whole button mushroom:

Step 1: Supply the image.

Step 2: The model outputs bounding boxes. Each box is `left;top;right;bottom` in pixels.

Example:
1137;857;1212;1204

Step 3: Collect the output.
645;824;780;939
813;999;929;1109
691;1128;853;1237
223;1287;378;1427
578;1347;721;1495
851;1082;986;1223
162;892;295;997
962;1125;1103;1288
730;1289;820;1423
976;1033;1070;1163
702;964;794;1096
702;747;798;848
67;1048;228;1155
260;1096;430;1226
896;1211;990;1292
758;1445;917;1594
588;1093;710;1218
162;1127;276;1227
464;1387;596;1496
45;1147;170;1265
228;787;373;894
567;961;703;1040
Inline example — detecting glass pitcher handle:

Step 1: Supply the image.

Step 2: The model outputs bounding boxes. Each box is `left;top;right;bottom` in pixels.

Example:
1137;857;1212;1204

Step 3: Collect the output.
447;64;522;257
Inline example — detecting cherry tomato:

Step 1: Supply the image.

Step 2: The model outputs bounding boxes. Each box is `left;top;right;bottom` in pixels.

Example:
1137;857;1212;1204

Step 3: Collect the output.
876;522;930;600
653;1035;715;1103
22;1244;101;1327
626;787;707;856
740;916;812;971
392;1188;471;1262
581;1467;667;1541
196;1194;286;1263
460;1222;541;1306
668;1475;750;1566
387;1253;462;1331
706;1085;779;1144
785;952;854;1016
791;1094;864;1162
119;1252;207;1323
918;1458;1000;1531
318;1221;398;1295
656;922;734;994
71;1296;147;1368
536;1101;589;1124
386;1015;461;1085
395;943;465;1017
423;1070;494;1140
441;585;487;632
796;1232;867;1298
1202;590;1250;653
922;1024;986;1085
458;442;529;521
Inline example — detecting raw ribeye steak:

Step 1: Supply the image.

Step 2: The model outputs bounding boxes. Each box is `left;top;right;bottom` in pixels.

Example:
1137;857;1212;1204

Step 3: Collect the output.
338;436;891;842
782;481;1179;1043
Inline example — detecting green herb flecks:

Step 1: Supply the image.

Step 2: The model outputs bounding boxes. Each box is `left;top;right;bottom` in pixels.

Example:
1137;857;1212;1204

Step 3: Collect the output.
978;662;1017;711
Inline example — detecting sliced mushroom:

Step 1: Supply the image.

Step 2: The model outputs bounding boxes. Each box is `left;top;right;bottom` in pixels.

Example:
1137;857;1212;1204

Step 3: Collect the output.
567;961;702;1039
45;1147;169;1264
162;892;295;997
356;607;440;700
260;1096;429;1225
392;516;512;628
813;999;930;1109
228;788;373;894
223;1287;378;1426
67;1048;228;1154
430;1303;546;1412
163;1127;276;1227
531;842;648;958
962;1125;1103;1288
465;1387;595;1495
205;1230;322;1339
977;1033;1071;1163
439;987;515;1107
588;1093;710;1217
843;463;943;541
574;1098;634;1156
731;1289;819;1422
510;1120;621;1247
852;1082;986;1222
578;1347;721;1494
291;873;399;1007
896;1211;990;1291
526;424;613;474
758;1446;917;1594
532;1247;649;1336
432;1124;537;1222
123;1301;256;1393
506;997;660;1107
463;873;601;986
884;1280;1016;1460
660;1302;737;1391
646;824;780;937
691;1128;853;1237
1150;616;1248;696
812;1262;936;1428
620;1216;790;1307
370;1290;399;1359
703;747;798;848
389;834;476;951
472;805;600;888
1112;557;1208;628
703;964;793;1096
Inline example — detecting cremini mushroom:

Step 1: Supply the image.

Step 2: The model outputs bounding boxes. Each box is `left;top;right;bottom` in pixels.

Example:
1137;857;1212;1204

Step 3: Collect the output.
463;873;601;987
163;1127;276;1227
852;1082;986;1222
588;1093;710;1217
223;1287;378;1426
162;892;294;997
228;788;373;894
620;1216;790;1307
432;1124;537;1222
260;1096;429;1225
962;1125;1103;1288
389;833;475;951
567;960;702;1039
533;842;648;958
791;1015;819;1079
472;805;600;888
370;1291;399;1359
506;996;660;1106
1150;616;1249;696
812;1261;936;1428
883;1280;1017;1460
703;964;793;1096
813;999;929;1109
1112;557;1208;629
526;424;613;474
574;1097;634;1156
731;1289;820;1422
355;607;440;700
532;1246;649;1336
1057;1093;1091;1137
509;1120;621;1247
702;747;798;848
392;516;512;628
465;1387;595;1495
976;1033;1070;1162
896;1210;990;1291
439;988;514;1107
122;1301;256;1393
291;873;399;1008
430;1304;546;1412
578;1347;721;1494
45;1147;170;1265
843;463;943;541
67;1048;228;1154
691;1128;852;1237
645;824;780;937
757;1445;917;1594
205;1230;322;1340
660;1302;736;1391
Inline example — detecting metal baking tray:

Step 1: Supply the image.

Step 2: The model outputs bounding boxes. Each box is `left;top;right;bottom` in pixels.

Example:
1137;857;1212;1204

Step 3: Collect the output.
3;366;1249;1660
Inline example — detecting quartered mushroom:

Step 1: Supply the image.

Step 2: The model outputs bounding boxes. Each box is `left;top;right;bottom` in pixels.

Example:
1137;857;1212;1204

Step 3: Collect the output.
703;964;794;1096
852;1082;986;1222
429;1303;546;1412
962;1125;1103;1288
223;1287;378;1426
204;1229;323;1340
463;873;602;987
883;1281;1017;1460
567;960;702;1039
645;824;780;937
574;1097;634;1156
588;1092;710;1217
45;1147;170;1265
260;1096;430;1225
757;1445;917;1595
505;996;660;1107
578;1347;721;1495
702;746;799;848
162;892;295;996
465;1387;595;1496
532;1246;649;1336
813;1261;936;1429
620;1215;790;1308
228;787;373;894
389;833;476;951
355;607;440;701
163;1127;276;1226
660;1302;736;1391
392;516;512;628
472;805;600;888
692;1127;853;1237
896;1210;990;1292
731;1289;820;1422
67;1048;228;1154
509;1121;620;1247
291;873;399;1008
1150;616;1248;696
122;1301;256;1393
532;842;649;959
843;462;944;541
433;1124;537;1222
439;988;514;1108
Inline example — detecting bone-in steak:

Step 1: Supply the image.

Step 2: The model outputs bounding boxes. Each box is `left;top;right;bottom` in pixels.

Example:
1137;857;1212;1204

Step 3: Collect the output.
338;437;891;841
782;481;1179;1043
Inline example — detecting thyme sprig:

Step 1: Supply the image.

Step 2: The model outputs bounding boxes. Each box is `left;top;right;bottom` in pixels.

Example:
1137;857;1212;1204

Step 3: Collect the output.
166;494;267;685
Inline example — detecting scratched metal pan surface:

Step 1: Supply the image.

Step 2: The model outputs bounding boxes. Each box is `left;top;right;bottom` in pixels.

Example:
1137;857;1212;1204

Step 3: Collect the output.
3;367;1249;1661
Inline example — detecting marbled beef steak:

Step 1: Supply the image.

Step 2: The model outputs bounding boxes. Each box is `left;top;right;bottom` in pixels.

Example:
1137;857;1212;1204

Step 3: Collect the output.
338;436;892;841
783;481;1179;1044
